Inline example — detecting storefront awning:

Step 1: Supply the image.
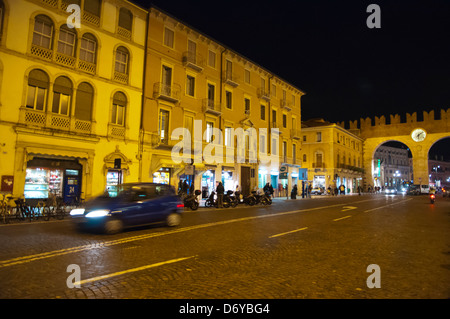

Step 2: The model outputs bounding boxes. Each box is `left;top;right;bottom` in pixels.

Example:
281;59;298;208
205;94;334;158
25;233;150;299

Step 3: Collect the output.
26;147;90;160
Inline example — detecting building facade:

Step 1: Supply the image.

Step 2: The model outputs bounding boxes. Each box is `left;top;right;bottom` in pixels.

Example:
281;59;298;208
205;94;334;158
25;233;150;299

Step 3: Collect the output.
301;119;364;193
0;0;147;200
372;145;412;188
141;6;305;197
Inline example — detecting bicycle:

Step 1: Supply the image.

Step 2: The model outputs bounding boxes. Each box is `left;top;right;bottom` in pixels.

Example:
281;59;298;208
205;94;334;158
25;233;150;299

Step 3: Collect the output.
13;196;29;222
0;194;13;224
42;192;65;221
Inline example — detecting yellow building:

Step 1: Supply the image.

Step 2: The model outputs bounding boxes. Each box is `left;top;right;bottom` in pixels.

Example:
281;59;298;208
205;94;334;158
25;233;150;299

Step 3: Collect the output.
0;0;147;200
301;119;364;193
141;6;305;196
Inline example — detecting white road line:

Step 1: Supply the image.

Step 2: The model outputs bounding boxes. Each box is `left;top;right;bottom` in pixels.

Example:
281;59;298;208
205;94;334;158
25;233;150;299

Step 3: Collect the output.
363;198;413;212
269;227;308;238
74;256;196;286
0;198;382;268
333;215;352;222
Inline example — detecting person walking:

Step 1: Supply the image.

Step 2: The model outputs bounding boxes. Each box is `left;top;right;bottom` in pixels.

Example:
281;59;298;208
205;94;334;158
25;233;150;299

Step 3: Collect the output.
291;184;298;199
216;182;224;208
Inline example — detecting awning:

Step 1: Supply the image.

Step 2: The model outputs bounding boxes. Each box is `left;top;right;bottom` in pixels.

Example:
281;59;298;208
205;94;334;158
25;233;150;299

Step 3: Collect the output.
26;147;90;160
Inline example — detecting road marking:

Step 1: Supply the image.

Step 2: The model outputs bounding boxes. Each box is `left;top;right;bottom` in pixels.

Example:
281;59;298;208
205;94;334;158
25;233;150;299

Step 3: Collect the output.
73;256;196;286
341;206;357;212
0;198;382;268
363;198;413;212
269;227;308;238
333;215;352;221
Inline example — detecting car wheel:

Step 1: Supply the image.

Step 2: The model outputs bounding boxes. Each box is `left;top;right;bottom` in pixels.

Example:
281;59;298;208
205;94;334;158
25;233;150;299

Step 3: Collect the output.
104;218;123;234
166;213;181;227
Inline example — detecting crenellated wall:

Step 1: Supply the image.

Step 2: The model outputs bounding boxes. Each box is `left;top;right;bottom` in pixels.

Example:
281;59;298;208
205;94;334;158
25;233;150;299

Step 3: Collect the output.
337;108;450;139
337;108;450;188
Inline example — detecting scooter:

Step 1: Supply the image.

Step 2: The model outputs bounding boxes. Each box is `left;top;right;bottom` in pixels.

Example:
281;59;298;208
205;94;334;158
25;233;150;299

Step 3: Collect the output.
184;190;201;210
430;193;436;204
223;190;238;208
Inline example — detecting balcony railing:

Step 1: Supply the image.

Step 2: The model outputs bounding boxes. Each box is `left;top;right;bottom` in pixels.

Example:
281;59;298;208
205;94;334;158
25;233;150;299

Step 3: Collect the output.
280;99;293;111
153;82;181;103
223;72;239;87
291;129;301;139
202;99;222;115
20;107;94;134
338;163;365;173
257;88;271;101
182;51;204;72
313;162;326;169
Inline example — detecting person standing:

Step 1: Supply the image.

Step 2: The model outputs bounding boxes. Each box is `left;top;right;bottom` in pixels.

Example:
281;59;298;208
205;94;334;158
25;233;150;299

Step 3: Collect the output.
291;184;298;199
216;182;224;208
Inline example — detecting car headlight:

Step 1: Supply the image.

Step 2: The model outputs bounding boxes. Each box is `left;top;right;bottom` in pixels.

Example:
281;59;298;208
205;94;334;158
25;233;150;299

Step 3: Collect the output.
85;209;110;218
70;208;85;216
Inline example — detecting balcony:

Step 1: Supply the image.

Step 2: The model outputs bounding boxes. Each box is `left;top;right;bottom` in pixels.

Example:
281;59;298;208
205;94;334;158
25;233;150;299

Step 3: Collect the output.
182;51;204;72
291;128;301;140
19;107;94;134
202;99;222;116
313;162;326;169
223;72;239;87
338;163;364;174
280;99;293;111
257;88;271;101
153;82;181;103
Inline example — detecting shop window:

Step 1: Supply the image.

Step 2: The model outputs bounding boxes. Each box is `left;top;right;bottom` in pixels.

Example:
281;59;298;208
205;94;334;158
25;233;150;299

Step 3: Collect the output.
26;69;49;111
153;168;170;184
52;76;73;116
32;15;53;50
75;82;94;121
111;91;127;125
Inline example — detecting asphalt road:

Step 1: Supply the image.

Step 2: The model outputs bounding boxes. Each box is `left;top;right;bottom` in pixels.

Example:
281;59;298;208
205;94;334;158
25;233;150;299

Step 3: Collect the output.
0;194;449;300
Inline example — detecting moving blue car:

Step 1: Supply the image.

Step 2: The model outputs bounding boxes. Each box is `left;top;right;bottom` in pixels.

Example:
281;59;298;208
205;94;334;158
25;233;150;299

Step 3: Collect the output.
70;183;183;234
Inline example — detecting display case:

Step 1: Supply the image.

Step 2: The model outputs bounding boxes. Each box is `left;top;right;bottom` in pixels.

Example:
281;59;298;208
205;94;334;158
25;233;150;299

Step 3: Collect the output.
24;168;62;199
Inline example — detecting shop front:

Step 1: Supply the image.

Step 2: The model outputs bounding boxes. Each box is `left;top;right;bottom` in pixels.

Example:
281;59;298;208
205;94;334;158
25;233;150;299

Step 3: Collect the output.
221;166;235;192
24;157;82;202
201;169;215;199
153;167;171;184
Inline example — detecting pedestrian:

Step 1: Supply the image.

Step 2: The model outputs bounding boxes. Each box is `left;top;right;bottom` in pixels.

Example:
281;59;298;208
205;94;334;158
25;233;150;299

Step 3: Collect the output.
189;182;194;195
182;180;188;195
334;186;338;196
178;180;183;195
291;184;298;199
339;184;345;195
216;182;224;208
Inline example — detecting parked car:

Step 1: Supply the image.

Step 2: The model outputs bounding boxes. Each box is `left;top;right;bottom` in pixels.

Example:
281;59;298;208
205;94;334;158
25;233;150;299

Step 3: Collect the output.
70;183;183;234
311;187;324;195
420;184;430;194
384;187;397;195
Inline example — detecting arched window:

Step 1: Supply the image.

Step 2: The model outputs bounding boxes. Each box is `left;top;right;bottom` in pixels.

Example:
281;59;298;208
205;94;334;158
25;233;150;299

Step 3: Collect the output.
75;82;94;121
26;69;49;111
111;91;126;125
115;46;129;74
32;15;53;49
57;24;76;56
79;33;97;64
118;8;133;31
52;76;72;116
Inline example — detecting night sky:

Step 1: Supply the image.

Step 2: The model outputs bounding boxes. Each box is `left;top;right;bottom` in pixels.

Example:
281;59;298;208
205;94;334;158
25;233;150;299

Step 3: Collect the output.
131;0;450;159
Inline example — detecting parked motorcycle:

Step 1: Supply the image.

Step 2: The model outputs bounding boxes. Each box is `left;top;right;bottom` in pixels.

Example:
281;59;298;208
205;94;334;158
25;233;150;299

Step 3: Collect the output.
245;191;272;206
184;190;201;210
430;193;436;204
205;191;217;208
223;190;238;208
